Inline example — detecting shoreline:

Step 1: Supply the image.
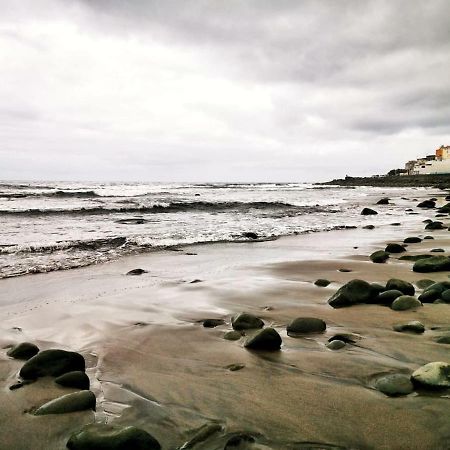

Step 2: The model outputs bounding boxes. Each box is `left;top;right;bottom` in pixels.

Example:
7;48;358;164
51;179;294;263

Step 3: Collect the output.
1;188;450;449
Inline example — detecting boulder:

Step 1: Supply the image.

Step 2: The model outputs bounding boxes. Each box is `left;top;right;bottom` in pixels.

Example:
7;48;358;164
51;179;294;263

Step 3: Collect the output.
370;250;389;263
328;333;360;344
326;340;346;350
242;232;258;240
375;374;414;396
372;289;403;306
411;362;450;388
403;237;422;244
423;235;434;239
425;221;444;230
314;279;331;287
34;390;96;415
417;200;436;208
55;371;90;390
202;319;225;328
393;321;425;333
224;434;255;449
223;331;242;341
391;295;422;311
415;279;435;289
286;318;326;335
398;254;433;261
376;197;390;205
231;313;264;331
385;279;415;295
418;289;441;303
67;424;161;450
327;279;377;308
126;269;147;275
435;335;450;344
361;208;378;215
385;243;406;253
413;256;450;273
363;224;375;229
244;328;282;351
423;281;450;293
370;283;386;295
441;289;450;302
20;349;85;380
6;342;39;360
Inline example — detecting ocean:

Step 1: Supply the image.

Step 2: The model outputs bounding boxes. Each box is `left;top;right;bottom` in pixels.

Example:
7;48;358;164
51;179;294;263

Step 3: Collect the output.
0;181;426;278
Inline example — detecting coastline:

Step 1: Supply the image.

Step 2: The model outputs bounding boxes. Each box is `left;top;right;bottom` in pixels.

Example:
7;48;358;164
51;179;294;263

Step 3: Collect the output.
1;188;450;449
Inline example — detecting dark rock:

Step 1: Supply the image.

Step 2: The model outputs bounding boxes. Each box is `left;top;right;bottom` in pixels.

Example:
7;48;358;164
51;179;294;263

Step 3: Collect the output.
425;221;444;230
411;362;450;388
417;200;436;208
9;380;34;390
398;254;433;261
431;248;445;253
328;279;377;308
286;317;326;335
385;279;415;295
372;289;403;305
403;237;422;244
361;208;378;215
231;313;264;331
375;374;414;396
415;279;435;289
223;331;242;341
370;250;389;263
326;340;346;350
67;424;161;450
370;283;386;295
242;232;258;240
116;218;146;225
225;363;245;372
224;433;255;449
55;371;90;390
418;289;441;303
393;321;425;333
376;197;390;205
34;390;96;415
385;243;406;253
126;268;147;275
20;349;85;380
180;423;222;449
423;219;433;223
190;279;203;284
391;295;422;311
338;268;352;272
441;289;450;302
413;256;450;272
423;235;434;239
328;333;360;344
202;319;225;328
435;335;450;344
6;342;39;360
363;224;375;229
390;222;401;226
314;279;331;287
244;328;282;351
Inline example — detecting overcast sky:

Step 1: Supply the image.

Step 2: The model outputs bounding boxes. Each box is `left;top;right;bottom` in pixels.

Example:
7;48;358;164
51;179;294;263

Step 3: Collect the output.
1;0;449;182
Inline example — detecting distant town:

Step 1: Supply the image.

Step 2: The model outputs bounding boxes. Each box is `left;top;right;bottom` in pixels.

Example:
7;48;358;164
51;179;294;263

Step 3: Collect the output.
403;145;450;175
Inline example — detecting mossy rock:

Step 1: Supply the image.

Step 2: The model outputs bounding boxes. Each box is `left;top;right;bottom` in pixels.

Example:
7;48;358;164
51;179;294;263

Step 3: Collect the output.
6;342;39;360
370;250;389;263
326;340;346;350
231;313;264;331
244;328;282;351
370;283;386;295
398;254;433;261
314;279;331;287
286;317;326;335
327;279;377;308
435;335;450;344
391;295;422;311
223;331;242;341
441;289;450;302
385;243;406;253
375;374;414;396
386;279;415;296
418;289;441;303
34;390;96;415
415;279;435;289
413;256;450;273
372;289;403;306
55;371;90;390
411;362;450;388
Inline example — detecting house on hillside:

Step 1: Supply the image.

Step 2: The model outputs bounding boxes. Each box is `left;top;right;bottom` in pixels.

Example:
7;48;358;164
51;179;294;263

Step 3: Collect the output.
406;145;450;175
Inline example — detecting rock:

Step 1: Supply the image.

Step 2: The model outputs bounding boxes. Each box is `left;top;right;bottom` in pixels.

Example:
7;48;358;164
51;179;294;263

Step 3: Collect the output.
326;340;346;350
126;268;147;275
224;434;255;449
375;374;414;396
372;289;403;305
225;363;245;371
423;219;433;223
413;256;450;273
244;328;282;351
243;232;258;240
398;254;433;261
441;289;450;302
393;321;425;333
423;235;434;239
385;279;415;295
403;237;422;244
425;221;444;230
390;222;401;226
411;362;450;388
417;200;436;208
363;224;375;229
328;333;360;344
370;283;386;295
424;281;450;293
338;268;352;272
370;250;389;263
328;279;378;308
55;371;90;390
6;342;39;360
20;349;85;380
385;243;406;253
361;208;378;215
286;317;326;335
67;424;161;450
376;197;389;205
202;319;225;328
231;313;264;331
179;423;222;449
435;335;450;344
391;295;422;311
314;279;331;287
431;248;445;253
34;390;96;415
223;331;242;341
116;218;146;225
416;279;435;289
418;289;441;303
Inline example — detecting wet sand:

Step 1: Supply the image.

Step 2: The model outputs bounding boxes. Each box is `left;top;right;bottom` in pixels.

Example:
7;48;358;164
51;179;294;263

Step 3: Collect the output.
1;192;450;449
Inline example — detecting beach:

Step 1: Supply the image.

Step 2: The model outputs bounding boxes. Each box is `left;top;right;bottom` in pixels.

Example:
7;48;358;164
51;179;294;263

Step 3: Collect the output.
1;187;450;449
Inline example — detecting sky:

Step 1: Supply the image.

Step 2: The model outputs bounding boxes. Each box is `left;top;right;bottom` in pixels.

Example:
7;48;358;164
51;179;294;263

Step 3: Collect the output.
1;0;449;182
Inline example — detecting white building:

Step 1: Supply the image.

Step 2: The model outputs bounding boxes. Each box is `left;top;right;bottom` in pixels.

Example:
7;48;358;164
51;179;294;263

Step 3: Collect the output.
408;145;450;175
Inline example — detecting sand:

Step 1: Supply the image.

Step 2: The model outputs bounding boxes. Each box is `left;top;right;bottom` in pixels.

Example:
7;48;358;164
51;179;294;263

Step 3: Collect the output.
1;191;450;449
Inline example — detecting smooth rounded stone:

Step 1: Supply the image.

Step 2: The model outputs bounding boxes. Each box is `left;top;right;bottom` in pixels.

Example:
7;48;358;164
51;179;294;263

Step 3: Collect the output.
231;313;264;331
418;289;441;303
423;235;434;239
244;328;282;351
370;283;386;295
34;390;96;415
328;333;360;344
373;289;403;306
337;268;352;272
126;268;147;275
375;374;414;396
202;319;225;328
415;279;435;289
6;342;39;360
411;362;450;388
385;243;406;253
435;335;450;344
179;423;222;449
423;219;433;223
314;279;331;287
393;321;425;333
417;200;436;208
386;279;415;296
223;331;242;341
67;424;161;450
286;317;326;335
326;340;346;350
441;289;450;302
376;197;389;205
431;248;445;253
224;433;255;449
370;250;389;263
363;224;375;229
425;221;444;230
413;256;450;273
391;295;422;311
424;281;450;294
403;237;422;244
361;207;377;215
225;363;245;371
55;371;90;390
327;279;377;308
398;254;433;262
20;349;85;380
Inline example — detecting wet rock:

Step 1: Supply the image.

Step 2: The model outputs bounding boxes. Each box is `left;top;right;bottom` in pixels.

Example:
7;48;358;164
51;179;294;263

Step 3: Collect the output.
370;250;389;263
224;433;255;449
418;289;441;303
67;424;161;450
398;254;433;261
375;374;414;396
314;279;331;287
337;268;352;272
425;221;444;230
423;219;433;223
243;232;258;240
391;295;422;311
223;331;242;341
370;283;386;295
413;256;450;272
326;340;346;350
435;335;450;344
385;279;415;296
126;268;147;275
385;243;406;253
328;279;377;308
225;363;245;372
393;321;425;333
328;333;360;344
417;200;436;208
231;313;264;331
411;362;450;388
390;222;401;226
363;224;375;230
372;289;403;305
441;289;450;302
116;218;146;225
20;349;85;380
34;390;96;415
361;208;378;215
9;380;34;390
423;235;434;239
202;319;225;328
244;328;282;351
190;279;203;284
6;342;39;360
180;423;222;449
376;197;389;205
403;237;422;244
416;279;435;289
286;317;326;335
431;248;445;253
55;371;90;390
423;281;450;294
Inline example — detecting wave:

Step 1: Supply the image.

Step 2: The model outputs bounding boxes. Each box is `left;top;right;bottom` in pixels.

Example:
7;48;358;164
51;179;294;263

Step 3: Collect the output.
0;190;100;199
